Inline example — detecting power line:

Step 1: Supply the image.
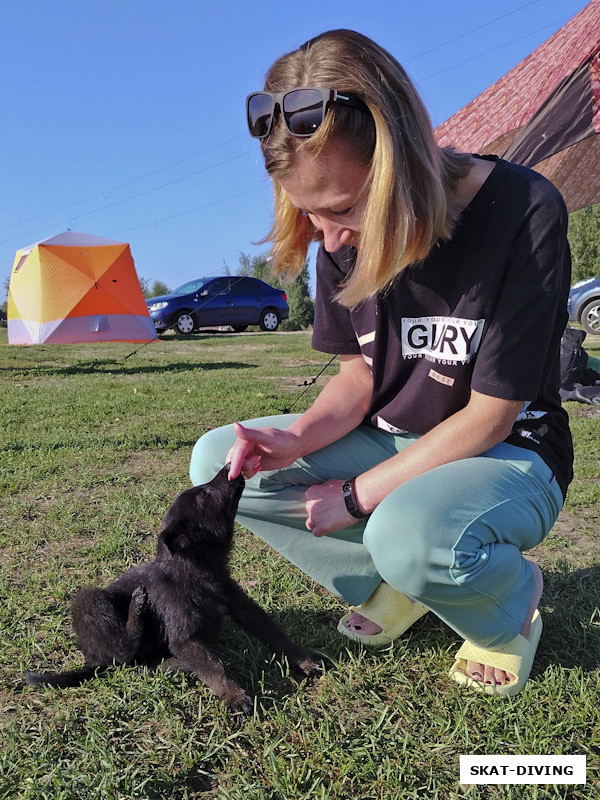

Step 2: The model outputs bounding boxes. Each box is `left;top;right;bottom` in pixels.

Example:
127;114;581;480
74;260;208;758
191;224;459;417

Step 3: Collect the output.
109;185;265;237
0;134;247;234
403;0;542;63
58;151;254;225
0;70;244;190
416;14;576;82
0;150;254;247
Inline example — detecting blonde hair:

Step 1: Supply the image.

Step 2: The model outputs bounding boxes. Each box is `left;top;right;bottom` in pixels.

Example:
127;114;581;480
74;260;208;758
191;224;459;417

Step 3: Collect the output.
258;29;471;307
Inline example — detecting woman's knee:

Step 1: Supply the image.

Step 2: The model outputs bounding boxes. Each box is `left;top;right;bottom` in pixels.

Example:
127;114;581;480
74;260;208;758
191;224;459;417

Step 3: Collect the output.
362;493;455;598
364;522;426;599
189;425;236;486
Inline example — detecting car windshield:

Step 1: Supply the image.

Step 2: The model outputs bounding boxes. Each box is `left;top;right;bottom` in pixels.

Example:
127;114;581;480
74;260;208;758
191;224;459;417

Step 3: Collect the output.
172;279;210;295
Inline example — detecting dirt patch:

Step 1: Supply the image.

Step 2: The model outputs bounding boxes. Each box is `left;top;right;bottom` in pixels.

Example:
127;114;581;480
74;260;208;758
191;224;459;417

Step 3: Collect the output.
112;448;185;479
530;508;599;570
568;404;600;419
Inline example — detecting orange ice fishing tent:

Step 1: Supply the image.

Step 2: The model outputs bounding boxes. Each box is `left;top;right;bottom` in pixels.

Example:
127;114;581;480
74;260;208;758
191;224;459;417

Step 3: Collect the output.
7;232;157;345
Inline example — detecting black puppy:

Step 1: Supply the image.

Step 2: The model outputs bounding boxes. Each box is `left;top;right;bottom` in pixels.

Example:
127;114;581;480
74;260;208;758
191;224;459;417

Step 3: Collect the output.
24;465;321;717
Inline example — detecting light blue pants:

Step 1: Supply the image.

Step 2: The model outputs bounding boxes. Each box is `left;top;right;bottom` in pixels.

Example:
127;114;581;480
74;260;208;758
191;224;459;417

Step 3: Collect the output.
190;415;564;649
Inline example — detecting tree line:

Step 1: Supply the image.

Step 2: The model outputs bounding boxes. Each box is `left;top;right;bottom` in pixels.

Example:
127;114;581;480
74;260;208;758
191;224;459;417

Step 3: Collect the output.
568;203;600;283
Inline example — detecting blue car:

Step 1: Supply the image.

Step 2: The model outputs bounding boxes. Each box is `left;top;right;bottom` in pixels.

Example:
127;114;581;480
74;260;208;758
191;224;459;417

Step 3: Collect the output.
146;276;289;335
568;276;600;336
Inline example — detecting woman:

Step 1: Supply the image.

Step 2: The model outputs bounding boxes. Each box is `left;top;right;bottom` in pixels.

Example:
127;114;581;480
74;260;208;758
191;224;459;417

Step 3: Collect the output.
190;30;572;696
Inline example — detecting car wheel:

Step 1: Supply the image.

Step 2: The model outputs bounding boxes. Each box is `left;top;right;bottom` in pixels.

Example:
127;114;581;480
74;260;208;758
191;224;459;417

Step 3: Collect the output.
173;312;195;335
231;325;248;333
580;298;600;335
259;309;280;331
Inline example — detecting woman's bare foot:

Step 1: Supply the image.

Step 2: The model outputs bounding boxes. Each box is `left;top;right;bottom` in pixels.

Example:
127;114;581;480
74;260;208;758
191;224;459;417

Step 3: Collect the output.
345;612;383;637
464;558;543;686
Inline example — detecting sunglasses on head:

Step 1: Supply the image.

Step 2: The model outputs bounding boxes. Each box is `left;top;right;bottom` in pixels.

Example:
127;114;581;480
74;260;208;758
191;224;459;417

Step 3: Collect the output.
246;87;366;139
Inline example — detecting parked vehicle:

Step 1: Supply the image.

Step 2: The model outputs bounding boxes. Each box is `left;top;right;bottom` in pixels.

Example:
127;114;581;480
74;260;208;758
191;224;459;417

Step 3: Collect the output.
568;276;600;335
146;276;289;334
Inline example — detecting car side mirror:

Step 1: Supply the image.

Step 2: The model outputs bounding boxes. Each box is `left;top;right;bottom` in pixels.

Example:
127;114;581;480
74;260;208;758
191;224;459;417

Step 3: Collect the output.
200;289;209;297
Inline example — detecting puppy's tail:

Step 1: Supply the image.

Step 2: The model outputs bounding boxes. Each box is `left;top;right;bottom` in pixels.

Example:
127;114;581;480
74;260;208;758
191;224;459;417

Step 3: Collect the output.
24;665;105;688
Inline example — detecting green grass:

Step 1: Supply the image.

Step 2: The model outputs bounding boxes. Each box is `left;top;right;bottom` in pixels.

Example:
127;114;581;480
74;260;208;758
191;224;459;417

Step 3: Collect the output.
1;329;599;800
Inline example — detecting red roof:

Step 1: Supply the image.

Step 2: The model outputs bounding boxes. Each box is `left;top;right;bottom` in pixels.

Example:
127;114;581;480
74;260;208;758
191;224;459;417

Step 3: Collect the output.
436;0;600;153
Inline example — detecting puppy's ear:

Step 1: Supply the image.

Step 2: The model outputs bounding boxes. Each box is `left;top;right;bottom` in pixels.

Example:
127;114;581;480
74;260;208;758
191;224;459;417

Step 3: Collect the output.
160;525;191;556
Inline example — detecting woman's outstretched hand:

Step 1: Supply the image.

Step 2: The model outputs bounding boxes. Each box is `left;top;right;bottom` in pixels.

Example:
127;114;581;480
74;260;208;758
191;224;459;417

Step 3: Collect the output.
226;422;301;479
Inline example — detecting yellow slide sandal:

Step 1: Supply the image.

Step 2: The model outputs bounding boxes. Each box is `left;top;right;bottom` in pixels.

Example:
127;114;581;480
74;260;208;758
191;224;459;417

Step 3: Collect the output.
449;610;543;697
337;582;429;645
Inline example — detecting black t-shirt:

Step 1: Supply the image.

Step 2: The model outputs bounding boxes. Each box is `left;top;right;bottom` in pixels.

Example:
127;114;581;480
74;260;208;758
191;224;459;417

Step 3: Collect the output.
312;156;573;498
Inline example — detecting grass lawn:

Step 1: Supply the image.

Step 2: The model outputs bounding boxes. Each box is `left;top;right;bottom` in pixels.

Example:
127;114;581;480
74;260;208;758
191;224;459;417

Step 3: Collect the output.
1;328;599;800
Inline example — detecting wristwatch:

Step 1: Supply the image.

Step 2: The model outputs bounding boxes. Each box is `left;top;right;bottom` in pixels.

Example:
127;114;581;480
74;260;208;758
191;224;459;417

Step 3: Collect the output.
342;478;370;519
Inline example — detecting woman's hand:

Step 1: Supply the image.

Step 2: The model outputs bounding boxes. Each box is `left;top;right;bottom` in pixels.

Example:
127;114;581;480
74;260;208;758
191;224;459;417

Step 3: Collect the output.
227;422;301;479
304;479;357;537
227;427;360;536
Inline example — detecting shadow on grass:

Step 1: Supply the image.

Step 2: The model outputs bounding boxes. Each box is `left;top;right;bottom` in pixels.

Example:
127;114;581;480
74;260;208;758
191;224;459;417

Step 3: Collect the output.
29;568;594;693
17;568;599;717
3;359;257;377
3;434;201;454
535;564;600;673
145;766;213;799
15;583;599;800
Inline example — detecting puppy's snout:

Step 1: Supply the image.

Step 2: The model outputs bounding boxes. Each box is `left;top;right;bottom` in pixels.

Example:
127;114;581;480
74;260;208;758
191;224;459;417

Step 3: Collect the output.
217;462;244;489
224;461;244;484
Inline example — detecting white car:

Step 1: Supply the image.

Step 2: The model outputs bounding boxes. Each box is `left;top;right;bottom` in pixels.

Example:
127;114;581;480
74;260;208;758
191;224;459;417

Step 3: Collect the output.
568;276;600;335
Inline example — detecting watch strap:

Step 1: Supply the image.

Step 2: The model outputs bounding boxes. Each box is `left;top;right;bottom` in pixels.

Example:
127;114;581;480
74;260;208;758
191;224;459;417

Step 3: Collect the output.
342;478;370;519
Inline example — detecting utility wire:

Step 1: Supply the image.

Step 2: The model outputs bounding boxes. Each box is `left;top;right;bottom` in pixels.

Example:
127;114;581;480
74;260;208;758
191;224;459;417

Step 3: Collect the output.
0;70;244;189
106;10;572;244
0;150;254;247
109;185;265;238
0;135;246;234
403;0;542;63
417;14;576;82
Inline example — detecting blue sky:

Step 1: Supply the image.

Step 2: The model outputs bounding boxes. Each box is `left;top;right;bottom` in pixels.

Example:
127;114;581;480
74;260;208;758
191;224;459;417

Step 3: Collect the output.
0;0;589;298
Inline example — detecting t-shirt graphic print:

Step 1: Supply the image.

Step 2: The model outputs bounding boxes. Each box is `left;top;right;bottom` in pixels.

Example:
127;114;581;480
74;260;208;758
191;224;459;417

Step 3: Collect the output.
401;316;485;364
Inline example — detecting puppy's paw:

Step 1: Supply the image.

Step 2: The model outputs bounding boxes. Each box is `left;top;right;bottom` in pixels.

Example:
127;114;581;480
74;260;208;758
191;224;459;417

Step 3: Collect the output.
226;692;253;723
296;654;324;680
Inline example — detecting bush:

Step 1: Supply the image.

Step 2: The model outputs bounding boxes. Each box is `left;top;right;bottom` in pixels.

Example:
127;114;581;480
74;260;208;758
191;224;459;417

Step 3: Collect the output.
568;204;600;283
